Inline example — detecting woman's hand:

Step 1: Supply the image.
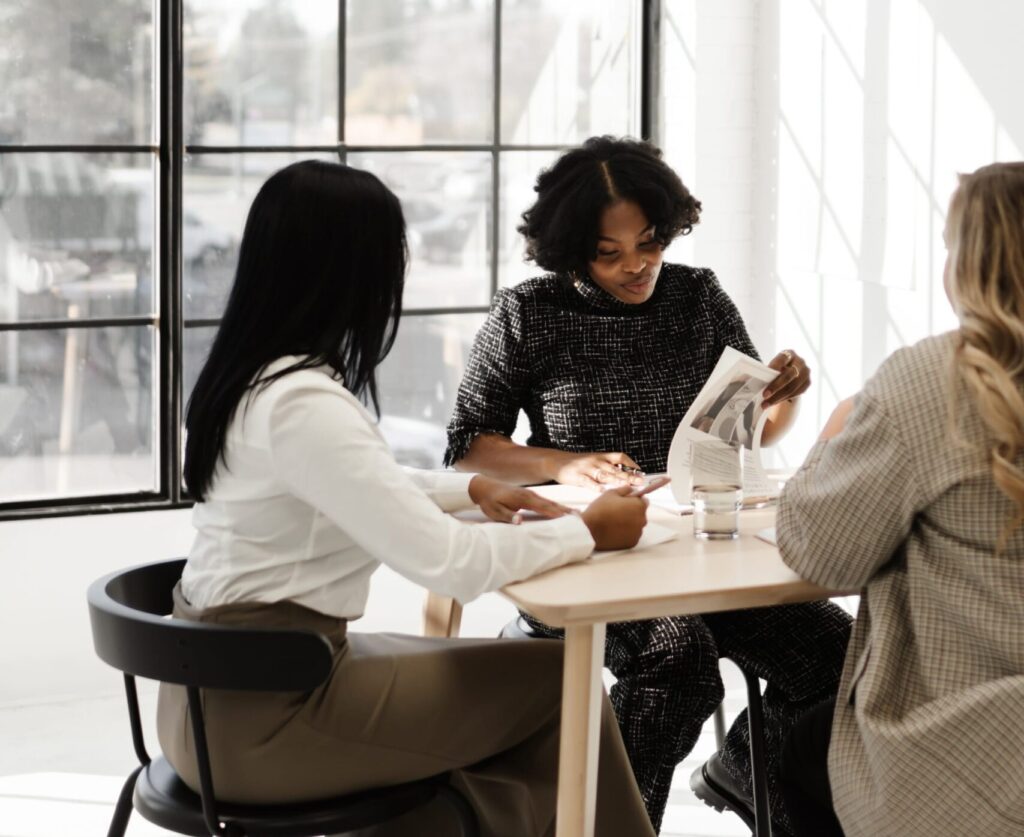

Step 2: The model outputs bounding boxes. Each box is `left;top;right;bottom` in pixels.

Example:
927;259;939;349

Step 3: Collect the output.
580;486;648;550
763;349;812;406
547;450;645;489
468;475;573;524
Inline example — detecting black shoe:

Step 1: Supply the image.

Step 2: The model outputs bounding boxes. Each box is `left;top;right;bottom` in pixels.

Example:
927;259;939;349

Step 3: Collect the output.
690;752;756;831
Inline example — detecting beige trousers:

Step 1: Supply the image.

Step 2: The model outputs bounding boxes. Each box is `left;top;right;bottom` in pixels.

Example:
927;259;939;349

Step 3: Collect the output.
157;588;654;837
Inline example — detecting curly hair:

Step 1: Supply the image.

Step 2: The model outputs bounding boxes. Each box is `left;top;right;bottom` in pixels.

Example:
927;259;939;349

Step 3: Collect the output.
946;161;1024;549
517;136;702;278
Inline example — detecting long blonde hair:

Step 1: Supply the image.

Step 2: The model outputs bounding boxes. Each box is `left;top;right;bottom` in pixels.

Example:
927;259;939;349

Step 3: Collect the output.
946;162;1024;546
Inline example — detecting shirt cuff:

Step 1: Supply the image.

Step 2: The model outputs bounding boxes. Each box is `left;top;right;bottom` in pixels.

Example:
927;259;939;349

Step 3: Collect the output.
429;470;477;512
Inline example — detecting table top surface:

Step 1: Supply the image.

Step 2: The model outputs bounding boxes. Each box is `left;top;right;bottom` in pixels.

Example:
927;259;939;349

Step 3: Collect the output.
500;485;847;628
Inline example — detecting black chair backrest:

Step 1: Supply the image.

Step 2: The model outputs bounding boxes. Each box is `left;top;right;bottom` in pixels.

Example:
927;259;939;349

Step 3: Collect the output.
87;559;333;691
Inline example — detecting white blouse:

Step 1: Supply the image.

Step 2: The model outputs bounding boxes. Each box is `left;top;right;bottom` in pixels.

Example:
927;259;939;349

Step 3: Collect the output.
182;357;595;618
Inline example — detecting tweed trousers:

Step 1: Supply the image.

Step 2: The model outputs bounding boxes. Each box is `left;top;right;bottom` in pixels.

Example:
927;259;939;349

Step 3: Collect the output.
524;600;852;834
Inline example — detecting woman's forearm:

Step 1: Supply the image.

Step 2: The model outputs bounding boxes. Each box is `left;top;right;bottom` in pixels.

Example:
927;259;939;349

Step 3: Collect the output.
454;433;559;485
761;397;800;446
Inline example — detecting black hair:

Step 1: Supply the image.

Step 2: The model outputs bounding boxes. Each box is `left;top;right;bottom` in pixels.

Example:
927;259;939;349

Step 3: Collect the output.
183;160;406;500
518;135;702;277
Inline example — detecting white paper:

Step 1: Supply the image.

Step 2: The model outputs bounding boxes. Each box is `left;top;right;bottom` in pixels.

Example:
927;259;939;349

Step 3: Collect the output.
666;347;781;504
451;506;679;559
589;521;679;560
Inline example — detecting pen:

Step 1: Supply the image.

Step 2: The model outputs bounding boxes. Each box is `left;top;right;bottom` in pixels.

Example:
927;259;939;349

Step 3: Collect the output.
629;475;671;497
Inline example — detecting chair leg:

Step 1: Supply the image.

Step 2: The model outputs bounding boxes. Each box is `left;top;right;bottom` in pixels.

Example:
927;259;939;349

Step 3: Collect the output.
106;765;143;837
740;668;772;837
713;700;727;750
435;783;480;837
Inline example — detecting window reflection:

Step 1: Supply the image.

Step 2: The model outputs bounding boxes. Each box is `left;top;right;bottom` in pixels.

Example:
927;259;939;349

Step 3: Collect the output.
349;152;492;309
498;150;560;288
0;153;156;323
0;326;157;502
184;0;338;146
501;0;640;144
377;314;487;469
346;1;494;145
0;0;154;145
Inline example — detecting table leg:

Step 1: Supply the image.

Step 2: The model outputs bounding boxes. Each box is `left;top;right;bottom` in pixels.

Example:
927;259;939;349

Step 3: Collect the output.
422;592;463;638
556;622;606;837
57;304;82;494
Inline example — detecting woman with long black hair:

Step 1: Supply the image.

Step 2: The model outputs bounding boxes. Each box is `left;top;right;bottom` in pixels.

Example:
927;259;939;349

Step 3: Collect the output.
159;160;657;836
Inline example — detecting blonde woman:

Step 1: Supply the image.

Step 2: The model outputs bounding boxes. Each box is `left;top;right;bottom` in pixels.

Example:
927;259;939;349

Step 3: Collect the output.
775;162;1024;836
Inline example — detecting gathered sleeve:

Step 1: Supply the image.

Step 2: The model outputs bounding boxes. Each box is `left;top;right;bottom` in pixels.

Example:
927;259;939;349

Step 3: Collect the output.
268;381;593;604
444;289;532;466
402;467;477;513
776;391;922;591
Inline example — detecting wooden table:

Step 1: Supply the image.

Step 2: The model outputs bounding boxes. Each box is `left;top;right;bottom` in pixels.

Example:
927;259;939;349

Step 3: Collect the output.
424;489;846;837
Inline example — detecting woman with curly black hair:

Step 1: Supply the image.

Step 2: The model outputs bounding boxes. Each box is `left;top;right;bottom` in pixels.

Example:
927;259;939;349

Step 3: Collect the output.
444;136;852;835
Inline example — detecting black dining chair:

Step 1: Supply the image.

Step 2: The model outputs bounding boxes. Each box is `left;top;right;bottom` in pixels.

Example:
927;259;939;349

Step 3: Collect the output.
87;558;479;837
500;615;772;836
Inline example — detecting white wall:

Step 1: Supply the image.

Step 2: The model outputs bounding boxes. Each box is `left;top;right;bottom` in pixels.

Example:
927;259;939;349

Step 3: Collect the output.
0;510;195;706
662;0;1024;467
662;0;759;313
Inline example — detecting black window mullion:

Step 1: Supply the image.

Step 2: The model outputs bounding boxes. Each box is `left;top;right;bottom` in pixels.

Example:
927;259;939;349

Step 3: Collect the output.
0;316;157;332
0;144;157;153
641;0;662;144
490;0;502;300
185;145;343;154
339;0;347;148
161;0;185;505
3;0;658;518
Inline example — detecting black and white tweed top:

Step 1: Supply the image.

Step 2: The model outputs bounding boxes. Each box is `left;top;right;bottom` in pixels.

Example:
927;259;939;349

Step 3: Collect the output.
444;262;760;474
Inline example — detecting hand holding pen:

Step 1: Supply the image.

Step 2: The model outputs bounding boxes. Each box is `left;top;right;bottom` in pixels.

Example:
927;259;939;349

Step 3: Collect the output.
628;475;671;497
549;450;646;488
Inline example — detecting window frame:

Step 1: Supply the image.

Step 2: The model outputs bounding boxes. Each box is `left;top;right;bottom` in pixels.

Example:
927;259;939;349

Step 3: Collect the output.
0;0;662;520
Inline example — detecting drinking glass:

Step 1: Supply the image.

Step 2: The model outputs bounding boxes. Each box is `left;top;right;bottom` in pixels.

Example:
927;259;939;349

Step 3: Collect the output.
691;440;743;540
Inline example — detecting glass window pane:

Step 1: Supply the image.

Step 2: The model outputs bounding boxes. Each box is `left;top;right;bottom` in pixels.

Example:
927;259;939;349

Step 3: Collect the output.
183;152;335;320
0;325;158;502
184;1;338;146
0;0;154;145
378;313;486;469
346;1;494;145
498;150;561;288
350;152;492;309
0;152;157;323
501;0;641;144
183;325;216;411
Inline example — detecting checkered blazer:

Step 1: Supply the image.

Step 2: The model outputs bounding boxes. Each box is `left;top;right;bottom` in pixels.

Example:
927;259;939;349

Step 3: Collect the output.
778;331;1024;836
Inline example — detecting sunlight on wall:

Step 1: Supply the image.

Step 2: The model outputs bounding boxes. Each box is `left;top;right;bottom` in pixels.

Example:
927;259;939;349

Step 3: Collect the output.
661;0;757;304
660;0;1023;469
767;0;1022;467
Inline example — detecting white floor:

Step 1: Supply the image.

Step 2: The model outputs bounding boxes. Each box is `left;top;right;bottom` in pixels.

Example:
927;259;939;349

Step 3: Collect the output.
0;676;751;837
